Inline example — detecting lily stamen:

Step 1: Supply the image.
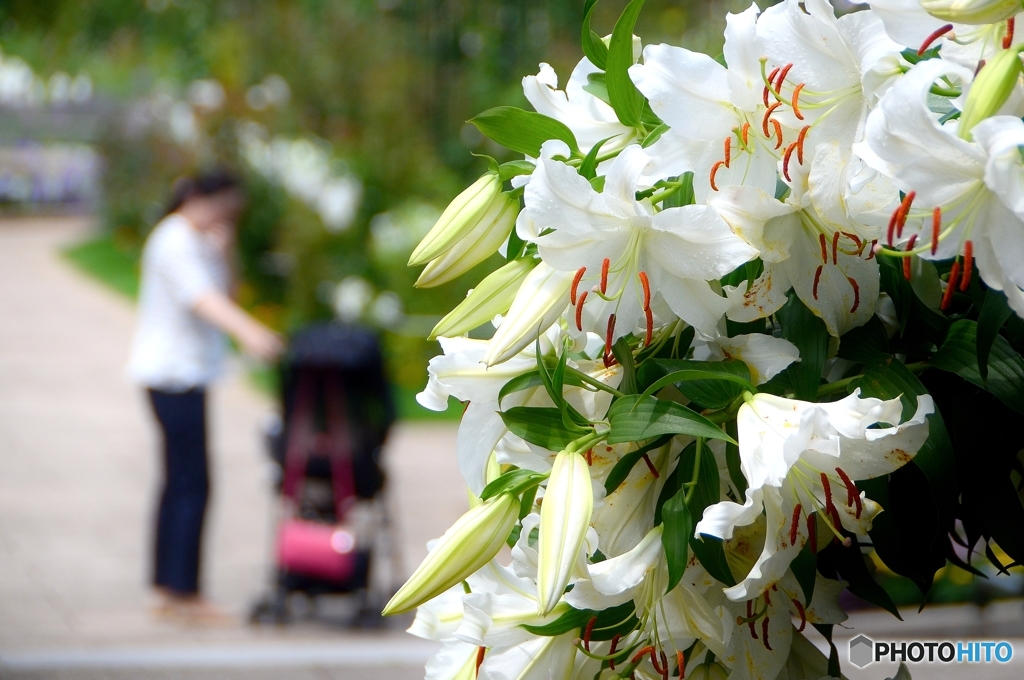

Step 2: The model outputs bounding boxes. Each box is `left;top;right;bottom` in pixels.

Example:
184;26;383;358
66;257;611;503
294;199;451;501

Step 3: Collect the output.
710;160;725;191
918;24;953;55
741;122;750;147
812;265;823;300
897;191;916;238
831;231;840;265
600;257;610;294
575;291;588;331
941;260;961;311
476;646;486;675
796;125;810;164
792;599;807;632
789;503;802;546
835;466;862;518
677;651;686;679
960;240;974;291
642;453;660;478
632;646;657;665
764;66;781;106
818;233;828;263
762;617;772;650
583;615;597;651
847;276;860;313
639;271;652;310
775;63;794;92
807;513;817;553
783;142;798;181
1004;17;1015;50
609;634;621;670
659;651;669;680
570;266;586;305
931;207;941;255
644;307;654;347
903;234;917;281
791;83;805;120
762;101;782;136
771;119;784;149
867;239;878;260
604;313;617;367
724;136;732;168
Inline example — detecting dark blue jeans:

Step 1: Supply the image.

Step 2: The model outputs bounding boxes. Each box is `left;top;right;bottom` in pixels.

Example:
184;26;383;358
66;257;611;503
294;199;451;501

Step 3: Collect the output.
148;388;209;595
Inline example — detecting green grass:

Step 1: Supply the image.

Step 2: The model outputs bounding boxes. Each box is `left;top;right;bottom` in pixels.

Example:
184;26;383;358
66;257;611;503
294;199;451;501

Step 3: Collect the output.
61;235;139;298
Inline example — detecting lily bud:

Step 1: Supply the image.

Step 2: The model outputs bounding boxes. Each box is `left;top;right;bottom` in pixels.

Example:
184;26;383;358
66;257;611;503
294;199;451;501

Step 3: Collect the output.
414;192;519;288
483;262;573;367
686;661;729;680
383;493;520;616
536;449;594;615
409;172;501;267
959;46;1024;139
429;257;537;340
921;0;1020;25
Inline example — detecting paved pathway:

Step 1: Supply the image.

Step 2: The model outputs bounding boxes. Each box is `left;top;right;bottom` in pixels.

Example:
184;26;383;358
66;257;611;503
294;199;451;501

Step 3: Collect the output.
1;217;1024;680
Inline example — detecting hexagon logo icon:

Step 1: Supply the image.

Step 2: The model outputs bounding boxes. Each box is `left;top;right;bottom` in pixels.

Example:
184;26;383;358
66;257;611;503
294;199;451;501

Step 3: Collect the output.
849;635;874;668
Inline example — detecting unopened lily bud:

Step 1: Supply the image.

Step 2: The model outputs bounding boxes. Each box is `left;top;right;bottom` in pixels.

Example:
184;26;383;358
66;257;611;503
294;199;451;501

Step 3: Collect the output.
383;493;519;616
483;262;573;366
409;172;502;267
536;449;594;615
429;257;537;340
685;661;729;680
959;46;1024;139
414;192;519;288
921;0;1020;25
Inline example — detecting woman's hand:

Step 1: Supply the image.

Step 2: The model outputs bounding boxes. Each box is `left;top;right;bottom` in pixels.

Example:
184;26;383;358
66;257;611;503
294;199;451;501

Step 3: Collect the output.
193;292;285;363
236;323;285;362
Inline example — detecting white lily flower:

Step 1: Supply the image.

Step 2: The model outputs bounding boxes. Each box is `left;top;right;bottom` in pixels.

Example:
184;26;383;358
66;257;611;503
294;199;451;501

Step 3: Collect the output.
537;449;595;615
430;257;537;340
631;4;782;199
692;329;800;386
695;390;933;601
858;57;1024;315
523;144;759;340
425;640;478;680
523;58;636;155
478;632;579;680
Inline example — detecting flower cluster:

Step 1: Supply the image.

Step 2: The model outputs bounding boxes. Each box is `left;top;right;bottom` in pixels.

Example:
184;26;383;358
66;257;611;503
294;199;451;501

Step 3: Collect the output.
389;1;1024;678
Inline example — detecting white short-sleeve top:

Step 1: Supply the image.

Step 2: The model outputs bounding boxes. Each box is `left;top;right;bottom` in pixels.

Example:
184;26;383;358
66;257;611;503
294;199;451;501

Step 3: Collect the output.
127;214;230;391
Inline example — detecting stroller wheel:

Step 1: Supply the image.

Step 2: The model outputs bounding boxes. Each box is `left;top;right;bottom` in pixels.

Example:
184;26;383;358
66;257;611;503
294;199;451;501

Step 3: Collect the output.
249;587;291;625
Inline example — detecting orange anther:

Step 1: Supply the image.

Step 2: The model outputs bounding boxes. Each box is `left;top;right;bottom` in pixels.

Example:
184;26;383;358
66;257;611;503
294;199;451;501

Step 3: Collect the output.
724;136;732;168
782;142;798;181
941;260;961;311
918;24;953;55
792;83;805;120
771;119;784;149
775;63;794;91
796;125;810;164
644;307;654;347
632;646;656;665
575;291;587;331
818;233;828;263
1004;17;1015;49
638;271;651;310
961;240;974;291
677;651;686;679
600;257;610;294
570;266;586;305
741;122;750;146
476;646;486;674
762;101;782;137
710;160;725;192
903;233;917;281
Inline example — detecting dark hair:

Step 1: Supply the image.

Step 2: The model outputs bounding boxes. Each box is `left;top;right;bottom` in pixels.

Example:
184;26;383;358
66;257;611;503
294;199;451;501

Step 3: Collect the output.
165;168;242;216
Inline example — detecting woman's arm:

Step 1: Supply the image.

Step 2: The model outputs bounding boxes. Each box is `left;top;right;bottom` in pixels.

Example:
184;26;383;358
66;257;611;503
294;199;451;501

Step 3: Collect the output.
193;291;284;362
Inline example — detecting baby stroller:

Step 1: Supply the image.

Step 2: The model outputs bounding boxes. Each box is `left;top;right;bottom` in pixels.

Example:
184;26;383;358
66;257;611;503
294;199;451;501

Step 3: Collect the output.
250;322;398;626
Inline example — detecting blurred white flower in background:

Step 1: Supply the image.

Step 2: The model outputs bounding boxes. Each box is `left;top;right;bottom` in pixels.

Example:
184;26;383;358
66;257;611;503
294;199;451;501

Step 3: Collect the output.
333;276;375;323
186;78;226;111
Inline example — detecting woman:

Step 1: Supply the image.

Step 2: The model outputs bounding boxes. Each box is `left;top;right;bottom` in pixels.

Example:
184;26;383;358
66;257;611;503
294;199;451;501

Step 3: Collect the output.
127;170;283;622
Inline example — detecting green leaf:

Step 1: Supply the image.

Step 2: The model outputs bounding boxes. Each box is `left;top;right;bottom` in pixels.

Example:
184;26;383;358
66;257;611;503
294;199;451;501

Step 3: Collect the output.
930;319;1024;414
690;534;735;586
583;72;610;105
612;336;638;395
498;367;584;405
499;407;586;450
682;440;720;522
520;606;594;636
578;137;611;181
778;291;829;400
978;289;1014;381
497;160;535;182
479;468;547;501
605;434;673;495
662;171;694;209
605;0;646;128
471;107;580;157
661;488;692;592
724;420;746;497
607;395;734;444
837;315;889;363
641;123;669;148
581;0;608;70
822;535;902;619
641;359;753;409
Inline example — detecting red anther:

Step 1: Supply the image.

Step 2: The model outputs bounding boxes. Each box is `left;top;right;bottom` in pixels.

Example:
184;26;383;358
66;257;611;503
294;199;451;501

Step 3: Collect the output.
762;617;772;650
603;313;617;367
762;101;783;137
903;234;917;281
650;648;665;674
897;191;916;237
820;472;837;517
741;122;750;146
763;587;771;606
677;651;686;679
829;504;844;538
766;67;780;99
792;599;807;632
710;160;725;192
789;503;802;546
724;136;732;168
818;233;828;263
812;265;823;300
941;260;961;311
632;646;656;665
575;291;588;331
831;230;841;265
961;240;974;291
642;453;660;478
976;58;987;76
867;239;878;260
476;646;486;674
585;448;593;466
843;231;863;250
763;84;771;107
848;276;860;313
609;634;621;670
775;63;794;91
783;142;798;181
660;652;669;680
792;83;805;120
931;207;941;255
918;24;953;55
747;600;758;639
600;257;610;295
1004;17;1015;49
835;467;863;519
639;271;652;310
583;615;597;651
886;209;899;247
570;266;586;305
644;306;654;347
771;119;784;149
796;125;810;165
807;513;818;553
